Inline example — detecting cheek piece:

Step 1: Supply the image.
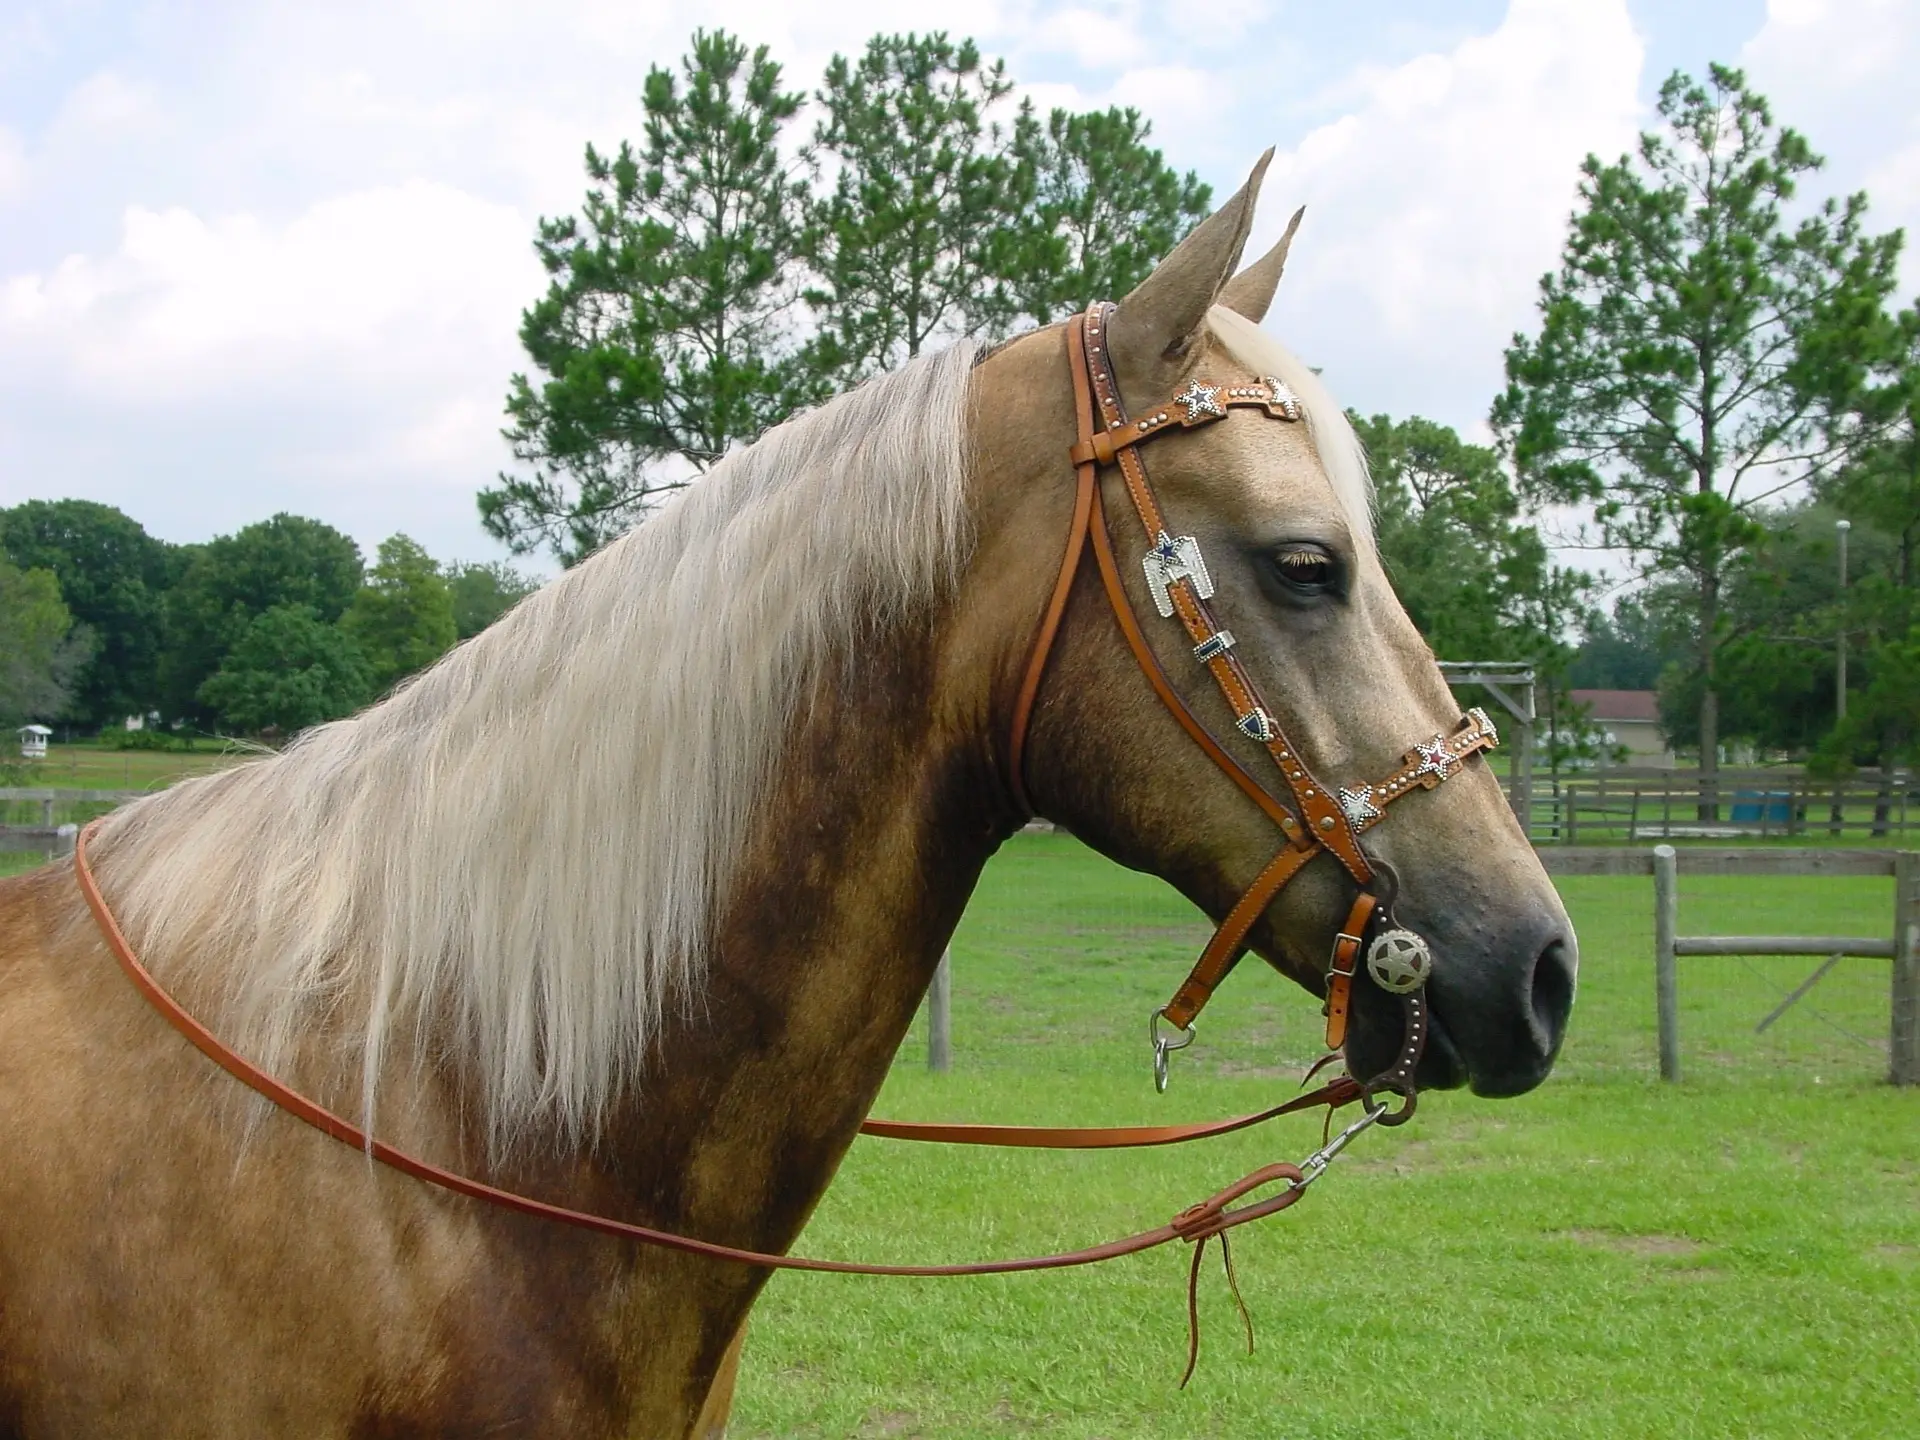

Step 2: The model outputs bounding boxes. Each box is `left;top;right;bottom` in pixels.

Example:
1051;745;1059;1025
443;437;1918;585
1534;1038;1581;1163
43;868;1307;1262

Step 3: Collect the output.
1005;302;1499;1111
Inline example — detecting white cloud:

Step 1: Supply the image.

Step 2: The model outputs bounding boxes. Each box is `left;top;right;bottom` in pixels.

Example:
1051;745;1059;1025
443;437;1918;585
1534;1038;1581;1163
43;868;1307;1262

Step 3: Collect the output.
0;126;23;200
1742;0;1920;293
0;180;539;554
3;183;534;395
1246;0;1645;436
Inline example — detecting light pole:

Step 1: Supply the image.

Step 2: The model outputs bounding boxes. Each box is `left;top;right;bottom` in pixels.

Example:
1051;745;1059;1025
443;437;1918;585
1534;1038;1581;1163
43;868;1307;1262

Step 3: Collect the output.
1836;519;1851;722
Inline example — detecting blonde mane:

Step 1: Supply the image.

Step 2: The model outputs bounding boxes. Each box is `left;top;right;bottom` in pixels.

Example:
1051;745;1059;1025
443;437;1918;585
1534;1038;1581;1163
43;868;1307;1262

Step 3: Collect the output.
96;342;980;1150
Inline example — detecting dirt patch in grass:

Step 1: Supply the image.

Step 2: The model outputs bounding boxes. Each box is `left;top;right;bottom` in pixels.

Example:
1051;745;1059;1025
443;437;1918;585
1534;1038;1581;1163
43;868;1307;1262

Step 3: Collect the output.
858;1409;923;1437
1559;1228;1706;1258
1353;1139;1447;1175
1869;1242;1915;1262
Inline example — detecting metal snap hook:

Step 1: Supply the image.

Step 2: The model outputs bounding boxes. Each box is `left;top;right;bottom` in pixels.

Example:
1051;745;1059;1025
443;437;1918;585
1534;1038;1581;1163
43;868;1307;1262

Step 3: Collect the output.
1149;1009;1195;1092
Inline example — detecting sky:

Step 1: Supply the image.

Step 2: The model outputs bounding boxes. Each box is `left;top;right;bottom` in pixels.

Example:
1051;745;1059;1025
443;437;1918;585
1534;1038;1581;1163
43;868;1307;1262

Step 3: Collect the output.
1;0;1915;569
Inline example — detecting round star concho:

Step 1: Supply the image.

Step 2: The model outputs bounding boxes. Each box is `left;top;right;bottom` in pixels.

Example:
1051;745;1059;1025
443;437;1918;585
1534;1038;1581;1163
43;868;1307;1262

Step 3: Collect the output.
1365;928;1432;994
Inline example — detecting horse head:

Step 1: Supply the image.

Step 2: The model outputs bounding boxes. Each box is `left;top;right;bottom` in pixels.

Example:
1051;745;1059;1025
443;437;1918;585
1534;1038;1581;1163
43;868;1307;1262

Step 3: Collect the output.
964;154;1576;1098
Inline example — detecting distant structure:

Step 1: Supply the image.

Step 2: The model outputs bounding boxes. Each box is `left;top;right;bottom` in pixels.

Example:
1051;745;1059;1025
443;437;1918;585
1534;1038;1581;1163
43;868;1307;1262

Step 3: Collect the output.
17;724;52;760
1569;689;1673;768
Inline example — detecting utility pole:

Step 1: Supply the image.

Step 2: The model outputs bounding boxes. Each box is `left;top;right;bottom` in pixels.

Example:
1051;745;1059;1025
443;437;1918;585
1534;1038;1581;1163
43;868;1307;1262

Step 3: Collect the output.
1836;519;1851;722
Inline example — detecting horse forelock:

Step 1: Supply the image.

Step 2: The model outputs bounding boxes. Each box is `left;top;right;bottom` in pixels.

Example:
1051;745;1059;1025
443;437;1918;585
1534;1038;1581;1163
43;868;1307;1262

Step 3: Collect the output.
94;339;982;1154
1206;307;1376;551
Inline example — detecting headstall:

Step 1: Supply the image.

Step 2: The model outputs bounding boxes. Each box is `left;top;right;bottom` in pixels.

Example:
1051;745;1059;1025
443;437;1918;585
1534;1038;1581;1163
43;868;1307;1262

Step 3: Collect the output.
72;301;1496;1385
1007;301;1499;1104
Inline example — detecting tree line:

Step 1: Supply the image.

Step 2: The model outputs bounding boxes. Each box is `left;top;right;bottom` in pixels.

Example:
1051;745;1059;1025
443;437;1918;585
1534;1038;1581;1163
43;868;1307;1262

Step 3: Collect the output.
0;501;536;740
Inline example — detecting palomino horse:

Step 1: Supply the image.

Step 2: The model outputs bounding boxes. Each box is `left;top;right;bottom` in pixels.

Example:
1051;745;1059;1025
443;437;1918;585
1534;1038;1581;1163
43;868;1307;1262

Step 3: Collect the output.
0;157;1575;1436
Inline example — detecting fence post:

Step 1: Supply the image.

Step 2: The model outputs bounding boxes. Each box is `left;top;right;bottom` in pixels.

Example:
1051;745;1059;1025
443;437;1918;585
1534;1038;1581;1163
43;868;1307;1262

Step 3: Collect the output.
928;948;952;1073
53;823;77;860
1653;844;1680;1082
1892;852;1918;1087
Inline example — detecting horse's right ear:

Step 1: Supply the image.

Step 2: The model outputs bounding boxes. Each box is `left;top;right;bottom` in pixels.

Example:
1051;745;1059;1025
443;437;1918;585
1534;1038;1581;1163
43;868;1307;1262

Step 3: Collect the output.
1105;148;1272;398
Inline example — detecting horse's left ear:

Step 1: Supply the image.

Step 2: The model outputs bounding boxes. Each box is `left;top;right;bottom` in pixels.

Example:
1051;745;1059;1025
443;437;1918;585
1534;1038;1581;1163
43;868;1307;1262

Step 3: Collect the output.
1105;148;1273;397
1217;206;1305;324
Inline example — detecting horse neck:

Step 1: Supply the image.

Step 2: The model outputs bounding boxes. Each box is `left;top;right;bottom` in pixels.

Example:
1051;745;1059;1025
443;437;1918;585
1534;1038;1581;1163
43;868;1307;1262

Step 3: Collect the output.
580;631;1006;1253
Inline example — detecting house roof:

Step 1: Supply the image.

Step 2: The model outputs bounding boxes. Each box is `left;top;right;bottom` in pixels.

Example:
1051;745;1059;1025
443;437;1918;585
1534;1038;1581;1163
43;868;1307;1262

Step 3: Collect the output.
18;724;53;736
1569;689;1659;722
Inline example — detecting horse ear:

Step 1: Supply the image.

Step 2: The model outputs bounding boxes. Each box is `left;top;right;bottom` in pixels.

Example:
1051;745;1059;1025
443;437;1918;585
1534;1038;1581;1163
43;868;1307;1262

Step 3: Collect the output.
1106;148;1272;393
1217;206;1304;324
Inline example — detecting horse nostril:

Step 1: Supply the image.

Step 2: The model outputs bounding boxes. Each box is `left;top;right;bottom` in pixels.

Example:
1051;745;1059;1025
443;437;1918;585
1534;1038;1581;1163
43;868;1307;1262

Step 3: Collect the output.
1530;936;1577;1056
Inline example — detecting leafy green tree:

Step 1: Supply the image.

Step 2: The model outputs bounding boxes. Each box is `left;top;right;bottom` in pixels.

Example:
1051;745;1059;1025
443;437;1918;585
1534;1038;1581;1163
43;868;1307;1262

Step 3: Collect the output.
0;499;175;727
341;535;459;694
991;104;1210;325
161;514;364;725
1810;300;1920;784
1493;65;1901;811
445;560;540;640
481;29;817;564
1658;503;1858;755
1356;412;1590;666
0;556;91;727
1355;411;1599;770
805;33;1016;374
1567;596;1674;690
197;605;371;737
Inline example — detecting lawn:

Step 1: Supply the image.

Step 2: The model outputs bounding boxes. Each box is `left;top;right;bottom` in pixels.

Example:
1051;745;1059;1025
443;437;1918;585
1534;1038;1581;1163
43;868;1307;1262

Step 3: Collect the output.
8;739;248;793
0;741;252;837
729;832;1917;1440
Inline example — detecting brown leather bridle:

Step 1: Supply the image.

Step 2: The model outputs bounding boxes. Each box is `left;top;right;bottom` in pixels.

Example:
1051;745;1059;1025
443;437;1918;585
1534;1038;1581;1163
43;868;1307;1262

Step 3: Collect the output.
73;302;1496;1384
1008;303;1498;1092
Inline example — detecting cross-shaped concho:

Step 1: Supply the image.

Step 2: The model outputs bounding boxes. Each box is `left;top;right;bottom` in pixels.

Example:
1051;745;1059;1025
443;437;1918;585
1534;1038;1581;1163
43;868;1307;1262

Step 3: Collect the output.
1142;531;1213;617
1174;380;1224;423
1260;374;1302;420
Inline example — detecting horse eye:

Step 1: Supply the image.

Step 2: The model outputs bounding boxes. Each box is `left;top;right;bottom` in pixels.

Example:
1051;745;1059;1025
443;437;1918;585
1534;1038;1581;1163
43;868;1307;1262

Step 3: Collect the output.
1273;546;1335;592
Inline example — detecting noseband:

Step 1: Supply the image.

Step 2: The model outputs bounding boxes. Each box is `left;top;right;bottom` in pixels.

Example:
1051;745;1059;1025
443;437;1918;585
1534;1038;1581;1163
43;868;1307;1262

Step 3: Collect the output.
1008;303;1498;1100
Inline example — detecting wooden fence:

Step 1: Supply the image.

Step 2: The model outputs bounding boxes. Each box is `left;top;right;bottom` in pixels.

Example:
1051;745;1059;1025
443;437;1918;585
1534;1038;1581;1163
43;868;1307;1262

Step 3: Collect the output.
1538;846;1919;1086
1530;767;1915;843
0;789;146;855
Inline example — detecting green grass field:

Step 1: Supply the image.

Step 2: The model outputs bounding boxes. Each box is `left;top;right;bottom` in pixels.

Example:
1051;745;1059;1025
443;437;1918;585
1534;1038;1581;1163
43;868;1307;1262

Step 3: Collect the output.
7;739;246;792
730;833;1917;1440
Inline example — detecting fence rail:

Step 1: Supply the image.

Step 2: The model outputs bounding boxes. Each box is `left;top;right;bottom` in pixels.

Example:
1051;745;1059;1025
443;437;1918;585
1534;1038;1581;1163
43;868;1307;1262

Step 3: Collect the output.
1528;768;1915;843
1543;846;1918;1086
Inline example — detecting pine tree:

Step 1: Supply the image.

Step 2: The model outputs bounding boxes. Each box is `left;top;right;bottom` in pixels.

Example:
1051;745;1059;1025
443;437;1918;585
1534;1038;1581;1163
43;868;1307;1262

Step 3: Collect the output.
805;33;1016;376
1493;65;1901;813
991;104;1210;325
481;30;817;564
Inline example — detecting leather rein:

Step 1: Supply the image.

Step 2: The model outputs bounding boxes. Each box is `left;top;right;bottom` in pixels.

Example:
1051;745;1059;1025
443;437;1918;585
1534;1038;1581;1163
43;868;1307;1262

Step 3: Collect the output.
73;301;1495;1382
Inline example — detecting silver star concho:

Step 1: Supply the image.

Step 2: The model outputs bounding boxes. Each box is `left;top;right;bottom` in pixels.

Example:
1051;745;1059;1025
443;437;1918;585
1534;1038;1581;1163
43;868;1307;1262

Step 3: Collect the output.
1174;380;1224;423
1260;374;1302;420
1411;736;1457;783
1142;531;1214;616
1337;783;1381;829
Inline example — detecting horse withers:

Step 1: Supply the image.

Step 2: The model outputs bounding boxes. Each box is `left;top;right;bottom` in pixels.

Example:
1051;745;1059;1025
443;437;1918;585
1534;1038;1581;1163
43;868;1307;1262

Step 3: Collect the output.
0;154;1574;1437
